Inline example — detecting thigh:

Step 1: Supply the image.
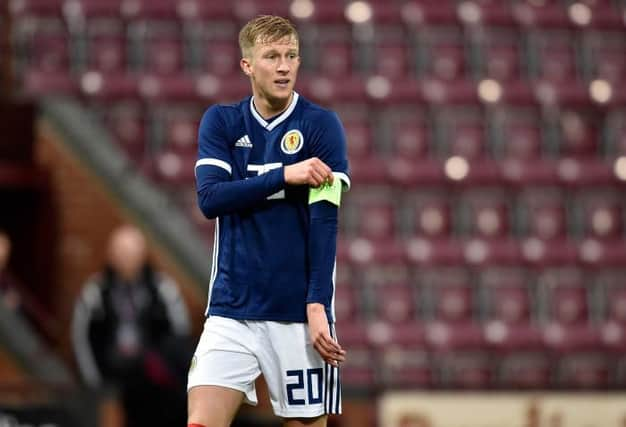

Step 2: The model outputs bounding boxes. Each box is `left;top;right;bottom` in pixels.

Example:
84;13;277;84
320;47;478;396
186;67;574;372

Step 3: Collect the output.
188;317;262;405
283;415;328;427
188;385;244;427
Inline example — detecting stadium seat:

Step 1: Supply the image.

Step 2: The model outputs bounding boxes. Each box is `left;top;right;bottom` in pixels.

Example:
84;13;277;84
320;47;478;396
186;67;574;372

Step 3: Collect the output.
581;30;626;83
418;26;467;81
545;282;590;326
480;280;532;325
335;321;377;387
411;197;453;238
496;351;552;389
436;351;492;389
427;281;475;324
555;352;611;389
25;24;71;73
493;106;544;161
103;101;148;164
380;344;433;388
202;40;240;75
333;283;362;324
371;40;412;79
516;189;579;266
471;27;523;81
372;283;417;324
528;29;579;83
345;189;397;240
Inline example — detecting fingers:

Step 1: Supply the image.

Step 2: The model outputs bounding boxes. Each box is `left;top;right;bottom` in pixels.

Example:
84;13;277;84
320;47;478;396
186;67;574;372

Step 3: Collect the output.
313;333;346;367
284;157;334;186
306;158;333;187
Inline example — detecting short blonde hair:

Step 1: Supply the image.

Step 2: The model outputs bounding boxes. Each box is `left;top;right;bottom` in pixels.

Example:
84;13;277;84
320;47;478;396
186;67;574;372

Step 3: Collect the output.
238;15;299;58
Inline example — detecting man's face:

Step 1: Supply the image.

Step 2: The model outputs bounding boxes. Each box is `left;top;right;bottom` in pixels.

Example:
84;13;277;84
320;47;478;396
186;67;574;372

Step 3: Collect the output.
242;35;300;105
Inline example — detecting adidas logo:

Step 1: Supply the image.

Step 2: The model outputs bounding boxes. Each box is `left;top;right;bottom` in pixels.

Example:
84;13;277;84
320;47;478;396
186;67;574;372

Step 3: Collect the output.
235;135;253;148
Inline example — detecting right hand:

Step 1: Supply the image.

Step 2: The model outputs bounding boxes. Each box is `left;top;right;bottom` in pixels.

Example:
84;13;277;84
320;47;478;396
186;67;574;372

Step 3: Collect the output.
284;157;334;187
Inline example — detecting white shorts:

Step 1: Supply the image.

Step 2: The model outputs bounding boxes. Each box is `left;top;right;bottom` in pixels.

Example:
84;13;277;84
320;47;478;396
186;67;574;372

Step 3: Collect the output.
187;315;342;418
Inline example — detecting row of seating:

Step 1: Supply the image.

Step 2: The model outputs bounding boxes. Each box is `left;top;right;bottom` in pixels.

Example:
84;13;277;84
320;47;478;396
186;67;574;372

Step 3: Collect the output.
340;188;626;238
334;267;626;324
92;99;626;157
8;0;626;28
341;338;626;389
13;19;625;83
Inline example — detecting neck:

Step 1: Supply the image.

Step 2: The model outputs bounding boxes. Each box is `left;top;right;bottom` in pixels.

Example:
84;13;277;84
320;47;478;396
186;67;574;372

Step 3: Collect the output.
253;92;293;119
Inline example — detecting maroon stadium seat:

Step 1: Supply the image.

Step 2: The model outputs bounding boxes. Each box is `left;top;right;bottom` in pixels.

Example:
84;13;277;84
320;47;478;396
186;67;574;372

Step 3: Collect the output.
496;351;551;389
372;283;417;324
380;344;433;388
555;352;612;389
471;27;523;81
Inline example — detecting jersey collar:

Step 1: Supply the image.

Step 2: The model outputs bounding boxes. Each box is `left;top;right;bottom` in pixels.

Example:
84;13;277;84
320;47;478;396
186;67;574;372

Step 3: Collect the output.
250;92;299;131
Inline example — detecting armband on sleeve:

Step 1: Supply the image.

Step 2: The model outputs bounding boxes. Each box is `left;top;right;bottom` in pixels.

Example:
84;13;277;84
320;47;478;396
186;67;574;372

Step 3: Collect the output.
308;178;342;207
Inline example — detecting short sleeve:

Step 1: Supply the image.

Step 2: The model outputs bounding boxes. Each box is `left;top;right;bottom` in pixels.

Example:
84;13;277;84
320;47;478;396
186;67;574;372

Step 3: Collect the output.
309;111;351;191
195;106;233;192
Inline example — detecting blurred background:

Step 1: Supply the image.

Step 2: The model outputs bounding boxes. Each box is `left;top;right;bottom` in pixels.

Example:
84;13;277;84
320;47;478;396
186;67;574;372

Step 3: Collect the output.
1;0;626;426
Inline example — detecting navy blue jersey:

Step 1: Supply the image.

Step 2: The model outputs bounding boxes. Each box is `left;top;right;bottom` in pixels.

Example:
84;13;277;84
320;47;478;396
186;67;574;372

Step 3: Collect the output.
195;93;350;322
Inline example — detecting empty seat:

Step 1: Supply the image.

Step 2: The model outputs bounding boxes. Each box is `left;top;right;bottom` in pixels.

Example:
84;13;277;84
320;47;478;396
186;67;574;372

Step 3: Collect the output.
471;27;523;81
496;351;551;389
582;198;624;241
555;352;611;389
546;283;590;325
555;109;601;158
333;283;362;323
100;101;148;164
434;106;488;159
380;345;432;388
493;106;544;161
153;149;195;184
87;31;127;73
370;40;412;79
202;40;240;75
595;270;626;328
150;103;203;153
436;351;492;389
372;283;417;324
479;277;532;325
412;197;453;239
418;26;467;81
516;189;579;266
335;321;377;387
528;30;579;83
420;270;476;324
581;30;626;83
20;21;71;73
344;188;397;240
458;190;512;238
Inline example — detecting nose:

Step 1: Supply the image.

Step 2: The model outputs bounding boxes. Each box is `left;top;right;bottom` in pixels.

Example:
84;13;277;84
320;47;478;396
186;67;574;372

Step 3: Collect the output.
277;57;290;73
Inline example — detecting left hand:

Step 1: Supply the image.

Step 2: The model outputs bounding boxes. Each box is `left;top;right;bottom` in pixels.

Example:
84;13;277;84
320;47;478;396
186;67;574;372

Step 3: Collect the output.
307;303;346;367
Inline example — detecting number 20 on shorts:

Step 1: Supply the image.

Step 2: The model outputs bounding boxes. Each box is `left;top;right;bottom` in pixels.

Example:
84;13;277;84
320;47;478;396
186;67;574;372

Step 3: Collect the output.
286;368;324;405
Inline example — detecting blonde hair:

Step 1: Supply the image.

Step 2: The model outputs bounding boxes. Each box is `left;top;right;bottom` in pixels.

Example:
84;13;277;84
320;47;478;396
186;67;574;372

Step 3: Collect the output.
238;15;299;58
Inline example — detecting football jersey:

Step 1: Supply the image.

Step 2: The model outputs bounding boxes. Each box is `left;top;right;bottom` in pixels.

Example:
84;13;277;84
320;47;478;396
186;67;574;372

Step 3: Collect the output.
195;92;350;323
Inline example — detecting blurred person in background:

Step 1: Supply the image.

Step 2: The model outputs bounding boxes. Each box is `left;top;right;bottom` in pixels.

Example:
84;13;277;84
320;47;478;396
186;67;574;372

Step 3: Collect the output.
0;230;21;311
71;224;192;427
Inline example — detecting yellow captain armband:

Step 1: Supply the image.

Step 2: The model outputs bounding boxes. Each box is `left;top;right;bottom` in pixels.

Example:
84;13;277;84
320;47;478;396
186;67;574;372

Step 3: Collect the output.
308;177;343;207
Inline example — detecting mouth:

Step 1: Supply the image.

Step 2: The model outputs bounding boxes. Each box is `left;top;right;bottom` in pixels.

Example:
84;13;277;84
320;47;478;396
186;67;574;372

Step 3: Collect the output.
274;78;290;88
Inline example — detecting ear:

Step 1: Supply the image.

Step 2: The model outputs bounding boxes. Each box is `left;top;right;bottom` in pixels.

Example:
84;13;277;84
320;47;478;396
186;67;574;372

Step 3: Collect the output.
240;58;252;76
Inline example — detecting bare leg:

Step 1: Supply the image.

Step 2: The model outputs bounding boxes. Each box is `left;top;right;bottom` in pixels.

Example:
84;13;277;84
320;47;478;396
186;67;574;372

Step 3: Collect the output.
188;385;245;427
283;415;328;427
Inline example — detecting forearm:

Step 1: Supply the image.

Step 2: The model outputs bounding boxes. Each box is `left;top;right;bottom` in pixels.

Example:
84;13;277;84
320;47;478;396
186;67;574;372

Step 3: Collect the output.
197;167;285;218
307;201;338;308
